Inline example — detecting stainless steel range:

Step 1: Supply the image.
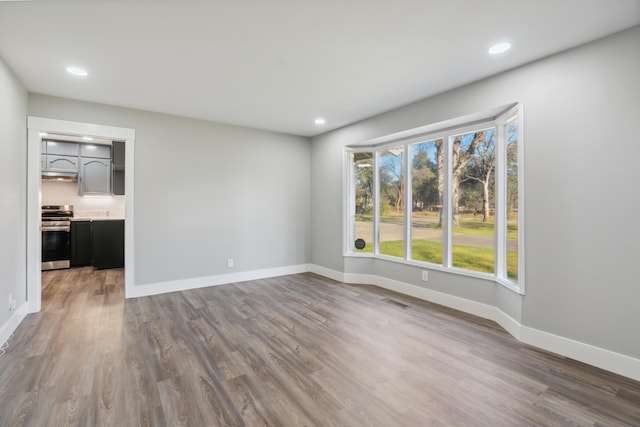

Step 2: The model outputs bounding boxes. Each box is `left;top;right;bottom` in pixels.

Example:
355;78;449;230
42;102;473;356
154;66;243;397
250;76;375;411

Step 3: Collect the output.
41;204;73;270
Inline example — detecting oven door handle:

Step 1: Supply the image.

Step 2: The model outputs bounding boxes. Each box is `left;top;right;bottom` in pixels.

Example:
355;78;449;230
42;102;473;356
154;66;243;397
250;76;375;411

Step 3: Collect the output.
42;226;70;232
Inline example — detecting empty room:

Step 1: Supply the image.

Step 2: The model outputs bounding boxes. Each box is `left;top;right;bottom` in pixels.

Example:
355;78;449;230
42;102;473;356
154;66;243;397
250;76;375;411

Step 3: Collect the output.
1;1;639;426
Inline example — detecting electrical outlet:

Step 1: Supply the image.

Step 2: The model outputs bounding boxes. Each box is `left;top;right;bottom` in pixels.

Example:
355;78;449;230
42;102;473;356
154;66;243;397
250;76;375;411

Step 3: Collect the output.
421;270;429;282
227;258;234;268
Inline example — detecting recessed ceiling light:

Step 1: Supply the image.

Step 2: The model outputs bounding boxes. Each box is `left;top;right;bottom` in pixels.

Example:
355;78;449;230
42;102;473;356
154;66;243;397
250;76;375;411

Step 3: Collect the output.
315;118;326;125
488;42;511;55
66;66;88;77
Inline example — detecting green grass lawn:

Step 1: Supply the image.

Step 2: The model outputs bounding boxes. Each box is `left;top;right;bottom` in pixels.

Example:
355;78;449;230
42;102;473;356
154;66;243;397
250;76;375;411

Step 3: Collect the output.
456;220;518;240
356;239;518;280
357;214;518;239
353;214;519;280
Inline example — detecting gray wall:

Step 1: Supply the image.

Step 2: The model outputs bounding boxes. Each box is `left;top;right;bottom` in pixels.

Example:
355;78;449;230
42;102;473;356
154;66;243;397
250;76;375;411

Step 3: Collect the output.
29;95;311;286
0;56;28;327
311;26;640;358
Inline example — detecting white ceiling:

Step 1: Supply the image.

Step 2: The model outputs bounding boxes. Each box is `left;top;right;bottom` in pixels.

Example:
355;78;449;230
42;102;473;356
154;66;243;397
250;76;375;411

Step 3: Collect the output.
1;1;638;137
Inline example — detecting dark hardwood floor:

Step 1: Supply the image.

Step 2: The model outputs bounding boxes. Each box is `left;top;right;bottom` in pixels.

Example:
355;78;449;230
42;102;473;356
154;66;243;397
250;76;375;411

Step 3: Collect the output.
0;268;638;426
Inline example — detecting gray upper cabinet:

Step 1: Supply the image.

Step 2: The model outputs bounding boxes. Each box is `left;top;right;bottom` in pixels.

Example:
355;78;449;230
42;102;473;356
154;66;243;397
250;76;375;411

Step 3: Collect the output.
80;144;111;159
42;140;79;172
46;141;79;157
46;155;79;173
112;142;125;169
112;141;125;195
80;157;111;195
41;139;115;196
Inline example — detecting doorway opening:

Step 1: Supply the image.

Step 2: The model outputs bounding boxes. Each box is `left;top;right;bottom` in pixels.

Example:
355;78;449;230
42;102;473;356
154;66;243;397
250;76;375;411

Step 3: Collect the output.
27;117;135;313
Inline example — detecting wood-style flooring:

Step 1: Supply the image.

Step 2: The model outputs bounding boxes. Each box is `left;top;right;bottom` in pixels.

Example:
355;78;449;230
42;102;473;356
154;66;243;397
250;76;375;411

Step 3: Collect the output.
0;267;639;426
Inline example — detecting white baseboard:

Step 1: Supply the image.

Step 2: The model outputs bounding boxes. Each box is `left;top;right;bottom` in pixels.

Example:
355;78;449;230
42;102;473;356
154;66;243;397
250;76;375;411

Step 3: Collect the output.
126;264;310;298
309;264;640;382
519;326;640;382
308;264;345;282
0;302;28;348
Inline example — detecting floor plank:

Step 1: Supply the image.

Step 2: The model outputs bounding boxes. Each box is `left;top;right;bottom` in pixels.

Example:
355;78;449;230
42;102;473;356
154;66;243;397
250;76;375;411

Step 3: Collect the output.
0;267;639;426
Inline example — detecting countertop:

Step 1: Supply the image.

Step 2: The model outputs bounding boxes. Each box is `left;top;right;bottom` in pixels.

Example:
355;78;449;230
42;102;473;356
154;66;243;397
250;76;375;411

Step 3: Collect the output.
72;216;125;221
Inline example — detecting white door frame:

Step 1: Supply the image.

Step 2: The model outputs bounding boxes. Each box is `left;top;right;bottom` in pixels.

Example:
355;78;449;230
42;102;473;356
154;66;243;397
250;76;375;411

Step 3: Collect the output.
27;117;136;312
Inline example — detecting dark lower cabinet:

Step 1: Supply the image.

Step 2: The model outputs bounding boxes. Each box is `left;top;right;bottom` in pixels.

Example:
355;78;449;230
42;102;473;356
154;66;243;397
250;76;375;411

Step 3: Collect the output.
92;220;124;269
70;220;92;267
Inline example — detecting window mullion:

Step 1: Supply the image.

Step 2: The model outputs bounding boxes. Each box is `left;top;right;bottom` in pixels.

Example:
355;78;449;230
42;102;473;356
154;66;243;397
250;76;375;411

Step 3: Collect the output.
443;134;452;268
404;144;411;260
373;151;380;255
495;125;506;279
346;153;354;254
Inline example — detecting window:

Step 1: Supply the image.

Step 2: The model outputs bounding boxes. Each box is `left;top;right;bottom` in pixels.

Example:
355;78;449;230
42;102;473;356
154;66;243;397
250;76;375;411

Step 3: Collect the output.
410;139;443;265
349;152;373;253
378;147;405;258
505;116;520;283
450;128;495;274
346;104;524;292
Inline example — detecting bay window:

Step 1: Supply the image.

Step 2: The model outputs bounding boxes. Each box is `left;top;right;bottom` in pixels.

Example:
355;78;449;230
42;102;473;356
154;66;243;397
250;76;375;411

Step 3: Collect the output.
346;104;524;292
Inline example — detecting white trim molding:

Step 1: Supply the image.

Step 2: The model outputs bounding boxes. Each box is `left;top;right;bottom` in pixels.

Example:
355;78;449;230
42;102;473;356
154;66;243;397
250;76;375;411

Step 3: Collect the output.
308;264;640;382
127;264;310;298
0;302;28;350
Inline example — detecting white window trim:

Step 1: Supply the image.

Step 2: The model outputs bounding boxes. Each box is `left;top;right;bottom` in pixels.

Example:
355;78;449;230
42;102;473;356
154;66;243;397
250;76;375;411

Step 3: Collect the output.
344;104;525;294
495;113;507;281
404;143;412;260
373;150;381;255
513;104;526;293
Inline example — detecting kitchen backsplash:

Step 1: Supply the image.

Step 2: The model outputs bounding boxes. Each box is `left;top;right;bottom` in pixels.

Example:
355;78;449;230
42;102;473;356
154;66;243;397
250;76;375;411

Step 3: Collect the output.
42;181;125;217
74;210;123;218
